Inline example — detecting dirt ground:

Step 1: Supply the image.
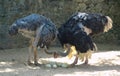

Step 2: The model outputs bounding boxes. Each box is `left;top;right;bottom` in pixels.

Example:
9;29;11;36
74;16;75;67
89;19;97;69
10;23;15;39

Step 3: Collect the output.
0;47;120;76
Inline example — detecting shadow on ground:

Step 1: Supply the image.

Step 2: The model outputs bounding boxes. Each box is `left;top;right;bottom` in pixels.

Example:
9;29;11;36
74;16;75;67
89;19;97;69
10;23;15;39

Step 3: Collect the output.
0;47;120;76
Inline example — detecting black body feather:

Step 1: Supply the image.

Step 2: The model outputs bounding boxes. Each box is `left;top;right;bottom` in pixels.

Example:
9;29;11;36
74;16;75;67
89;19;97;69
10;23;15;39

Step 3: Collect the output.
58;12;112;53
58;21;94;53
63;12;110;36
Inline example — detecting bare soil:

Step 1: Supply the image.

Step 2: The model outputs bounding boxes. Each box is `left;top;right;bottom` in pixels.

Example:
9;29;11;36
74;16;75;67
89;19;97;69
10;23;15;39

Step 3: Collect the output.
0;47;120;76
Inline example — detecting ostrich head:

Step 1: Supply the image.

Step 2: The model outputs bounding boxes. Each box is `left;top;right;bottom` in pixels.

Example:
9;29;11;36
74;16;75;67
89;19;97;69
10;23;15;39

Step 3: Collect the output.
8;23;18;36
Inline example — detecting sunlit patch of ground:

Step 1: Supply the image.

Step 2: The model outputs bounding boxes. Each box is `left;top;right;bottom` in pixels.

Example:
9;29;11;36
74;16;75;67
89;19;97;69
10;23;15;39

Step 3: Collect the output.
0;47;120;76
90;51;120;66
41;50;120;66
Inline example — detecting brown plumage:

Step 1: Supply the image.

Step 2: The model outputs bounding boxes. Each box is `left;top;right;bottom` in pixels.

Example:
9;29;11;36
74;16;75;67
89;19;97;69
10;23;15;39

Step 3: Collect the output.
9;14;57;65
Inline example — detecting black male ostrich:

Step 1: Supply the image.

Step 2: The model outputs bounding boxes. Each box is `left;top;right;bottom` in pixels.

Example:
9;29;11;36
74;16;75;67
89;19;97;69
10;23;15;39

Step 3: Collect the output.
55;12;113;65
